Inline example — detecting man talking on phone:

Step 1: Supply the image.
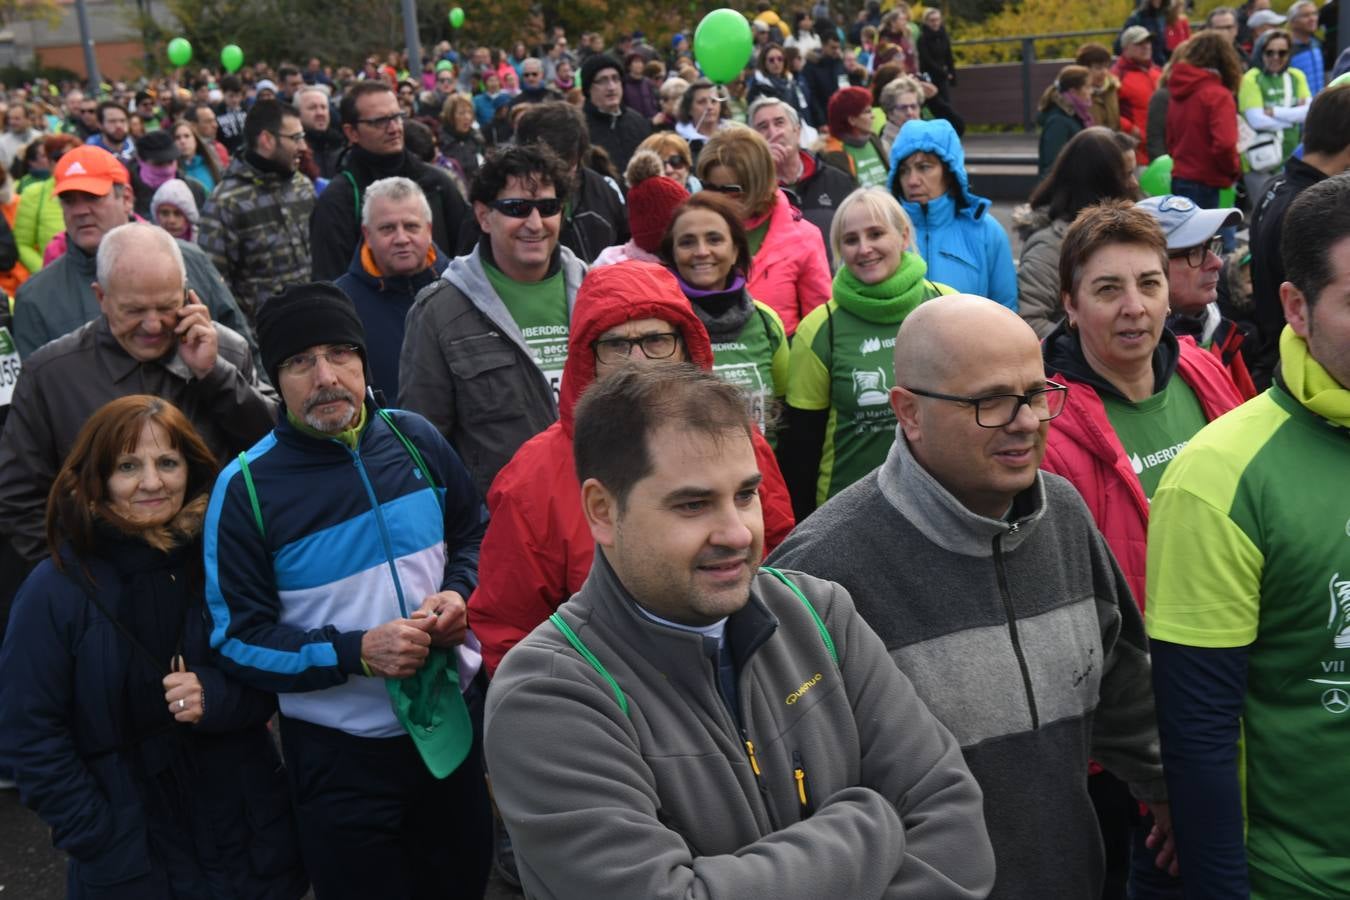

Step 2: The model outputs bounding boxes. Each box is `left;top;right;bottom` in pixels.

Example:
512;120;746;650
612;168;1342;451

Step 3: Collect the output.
0;222;277;569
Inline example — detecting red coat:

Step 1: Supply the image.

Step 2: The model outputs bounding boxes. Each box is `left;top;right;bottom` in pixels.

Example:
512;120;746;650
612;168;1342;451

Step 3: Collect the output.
1110;57;1161;165
1165;61;1240;188
747;189;832;336
469;261;796;675
1042;338;1244;609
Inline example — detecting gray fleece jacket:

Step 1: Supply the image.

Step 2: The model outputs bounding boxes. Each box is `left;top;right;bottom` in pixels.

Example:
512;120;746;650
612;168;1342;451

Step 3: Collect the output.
397;243;586;497
485;552;996;900
768;432;1166;900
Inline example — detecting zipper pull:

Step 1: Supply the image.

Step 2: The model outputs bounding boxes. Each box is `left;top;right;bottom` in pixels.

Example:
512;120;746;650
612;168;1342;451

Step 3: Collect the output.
744;738;762;777
792;750;810;810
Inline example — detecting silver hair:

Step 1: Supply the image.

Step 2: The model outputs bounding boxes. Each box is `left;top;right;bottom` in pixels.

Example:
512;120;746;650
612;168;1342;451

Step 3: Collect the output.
361;176;433;228
95;220;185;289
880;76;925;114
1287;0;1317;17
296;83;332;101
747;96;800;130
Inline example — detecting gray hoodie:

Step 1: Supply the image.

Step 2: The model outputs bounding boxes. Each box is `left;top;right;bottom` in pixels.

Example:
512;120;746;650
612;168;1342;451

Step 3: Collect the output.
485;553;996;900
397;243;586;497
769;431;1165;899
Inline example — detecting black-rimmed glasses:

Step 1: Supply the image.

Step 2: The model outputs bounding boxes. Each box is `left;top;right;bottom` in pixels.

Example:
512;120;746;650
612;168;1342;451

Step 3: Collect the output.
592;332;681;365
356;112;408;129
1169;236;1222;268
904;381;1069;428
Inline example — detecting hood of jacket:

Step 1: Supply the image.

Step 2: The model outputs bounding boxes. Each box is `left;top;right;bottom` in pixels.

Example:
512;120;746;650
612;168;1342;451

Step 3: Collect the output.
1041;318;1181;402
886;117;991;220
1167;61;1224;102
344;241;450;296
1250;30;1292;75
557;261;713;431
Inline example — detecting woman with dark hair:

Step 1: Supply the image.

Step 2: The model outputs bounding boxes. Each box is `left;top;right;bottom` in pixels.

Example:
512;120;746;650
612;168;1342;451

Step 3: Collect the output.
1037;64;1094;176
1017;127;1141;337
1165;31;1242;246
746;44;812;127
675;79;733;148
695;126;832;334
172;118;223;193
660;190;789;437
1163;0;1192;54
1076;43;1122;132
0;395;306;900
785;11;823;56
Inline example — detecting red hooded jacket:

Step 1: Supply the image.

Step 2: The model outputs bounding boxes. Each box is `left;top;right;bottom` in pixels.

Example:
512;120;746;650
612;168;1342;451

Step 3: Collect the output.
1165;61;1240;188
469;261;796;675
1042;337;1244;609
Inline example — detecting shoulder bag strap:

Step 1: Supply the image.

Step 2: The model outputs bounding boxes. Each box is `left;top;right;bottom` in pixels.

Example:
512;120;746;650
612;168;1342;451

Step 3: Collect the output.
760;566;839;665
547;612;630;717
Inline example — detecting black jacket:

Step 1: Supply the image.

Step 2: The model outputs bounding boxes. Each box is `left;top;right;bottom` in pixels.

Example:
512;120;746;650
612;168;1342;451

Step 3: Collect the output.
0;530;306;899
303;126;347;180
801;55;848;127
563;167;629;264
787;152;856;266
582;102;652;174
1247;155;1327;388
309;147;472;281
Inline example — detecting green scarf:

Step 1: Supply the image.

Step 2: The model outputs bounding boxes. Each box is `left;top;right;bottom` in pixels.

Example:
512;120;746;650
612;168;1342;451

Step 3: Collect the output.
1280;326;1350;428
831;251;930;324
287;403;368;449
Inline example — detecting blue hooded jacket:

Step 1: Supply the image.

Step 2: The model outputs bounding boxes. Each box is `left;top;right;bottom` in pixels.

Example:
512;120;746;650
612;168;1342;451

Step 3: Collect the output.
886;119;1018;310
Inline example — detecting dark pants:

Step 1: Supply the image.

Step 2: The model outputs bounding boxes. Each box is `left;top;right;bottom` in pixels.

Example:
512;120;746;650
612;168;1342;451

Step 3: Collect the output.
1171;176;1237;252
1089;770;1184;900
280;683;492;900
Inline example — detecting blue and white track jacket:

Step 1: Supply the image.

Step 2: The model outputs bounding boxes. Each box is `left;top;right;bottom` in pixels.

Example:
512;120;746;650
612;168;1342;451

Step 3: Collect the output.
204;406;487;737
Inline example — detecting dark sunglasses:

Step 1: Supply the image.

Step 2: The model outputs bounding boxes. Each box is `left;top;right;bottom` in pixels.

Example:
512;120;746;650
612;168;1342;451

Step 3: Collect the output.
1264;49;1289;58
491;197;563;218
663;154;689;169
704;183;743;194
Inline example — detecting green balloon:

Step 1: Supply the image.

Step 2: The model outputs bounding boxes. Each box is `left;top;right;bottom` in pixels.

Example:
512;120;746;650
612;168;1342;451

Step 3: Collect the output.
1139;154;1173;198
449;7;465;28
167;37;193;68
694;8;753;84
220;44;244;74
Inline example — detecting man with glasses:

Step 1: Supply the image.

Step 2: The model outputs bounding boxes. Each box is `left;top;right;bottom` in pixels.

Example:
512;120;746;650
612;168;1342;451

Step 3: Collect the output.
421;65;459;116
310;81;471;280
1138;194;1256;397
512;57;562;106
200;99;316;324
748;96;852;261
771;293;1170;899
203;282;492;900
1205;6;1241;45
399;143;587;498
580;54;652;172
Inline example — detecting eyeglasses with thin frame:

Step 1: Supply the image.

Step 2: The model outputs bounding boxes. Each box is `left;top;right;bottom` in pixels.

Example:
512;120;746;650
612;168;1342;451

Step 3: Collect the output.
903;381;1069;428
592;332;681;365
1169;235;1223;268
357;112;408;129
491;197;563;218
704;182;743;195
278;344;362;376
273;129;307;143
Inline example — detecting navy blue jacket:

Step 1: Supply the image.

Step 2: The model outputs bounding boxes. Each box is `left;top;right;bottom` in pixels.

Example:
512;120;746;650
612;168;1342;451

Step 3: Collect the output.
0;530;304;899
335;246;450;402
204;406;486;737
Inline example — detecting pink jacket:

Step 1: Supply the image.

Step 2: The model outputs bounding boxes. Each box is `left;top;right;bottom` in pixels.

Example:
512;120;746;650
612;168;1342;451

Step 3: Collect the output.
1042;338;1245;609
746;189;832;335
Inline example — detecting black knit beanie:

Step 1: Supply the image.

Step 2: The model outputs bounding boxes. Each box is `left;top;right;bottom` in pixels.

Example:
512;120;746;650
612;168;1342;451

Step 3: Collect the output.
256;282;367;386
580;54;622;95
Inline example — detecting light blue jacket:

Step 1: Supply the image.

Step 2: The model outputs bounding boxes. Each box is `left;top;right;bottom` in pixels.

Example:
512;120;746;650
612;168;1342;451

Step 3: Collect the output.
887;119;1018;310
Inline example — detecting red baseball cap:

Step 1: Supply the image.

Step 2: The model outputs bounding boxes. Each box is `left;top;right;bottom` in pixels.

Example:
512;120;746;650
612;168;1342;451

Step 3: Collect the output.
53;145;130;197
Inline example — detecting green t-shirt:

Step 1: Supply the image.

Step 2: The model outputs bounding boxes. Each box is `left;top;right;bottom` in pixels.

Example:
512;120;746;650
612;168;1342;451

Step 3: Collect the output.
1238;67;1311;162
845;141;888;189
1100;375;1209;499
709;301;789;440
788;285;948;504
483;262;569;405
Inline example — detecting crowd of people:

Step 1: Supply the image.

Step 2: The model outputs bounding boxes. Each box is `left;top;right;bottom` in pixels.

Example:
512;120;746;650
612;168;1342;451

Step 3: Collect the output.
0;2;1345;898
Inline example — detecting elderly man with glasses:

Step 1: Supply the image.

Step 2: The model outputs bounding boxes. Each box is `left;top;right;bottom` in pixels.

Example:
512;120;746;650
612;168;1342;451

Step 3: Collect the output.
771;293;1172;900
310;81;472;280
399;143;587;498
199;98;316;325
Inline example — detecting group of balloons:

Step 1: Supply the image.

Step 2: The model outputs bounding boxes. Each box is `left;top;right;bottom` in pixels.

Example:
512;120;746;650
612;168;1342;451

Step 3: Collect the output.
165;37;244;73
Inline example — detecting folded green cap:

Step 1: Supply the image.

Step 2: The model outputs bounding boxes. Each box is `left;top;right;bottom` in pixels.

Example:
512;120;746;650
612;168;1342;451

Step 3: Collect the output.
387;648;472;779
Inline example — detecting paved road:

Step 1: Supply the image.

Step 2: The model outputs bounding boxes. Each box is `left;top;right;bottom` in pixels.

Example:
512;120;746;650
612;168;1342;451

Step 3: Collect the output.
0;787;520;899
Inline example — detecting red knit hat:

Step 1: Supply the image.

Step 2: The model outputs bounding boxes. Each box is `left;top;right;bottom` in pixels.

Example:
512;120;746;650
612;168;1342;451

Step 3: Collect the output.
628;175;690;253
827;86;874;139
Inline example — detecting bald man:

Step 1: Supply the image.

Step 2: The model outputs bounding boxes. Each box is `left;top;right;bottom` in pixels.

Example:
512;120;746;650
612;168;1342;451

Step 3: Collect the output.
770;295;1169;899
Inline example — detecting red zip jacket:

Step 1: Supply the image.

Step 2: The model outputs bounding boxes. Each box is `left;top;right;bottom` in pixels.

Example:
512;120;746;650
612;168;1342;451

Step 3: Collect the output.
1110;57;1161;165
747;189;833;336
1042;337;1244;609
1165;62;1240;188
469;261;795;675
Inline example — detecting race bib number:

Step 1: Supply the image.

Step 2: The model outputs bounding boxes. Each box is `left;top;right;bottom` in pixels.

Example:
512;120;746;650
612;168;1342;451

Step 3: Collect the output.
0;327;22;407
